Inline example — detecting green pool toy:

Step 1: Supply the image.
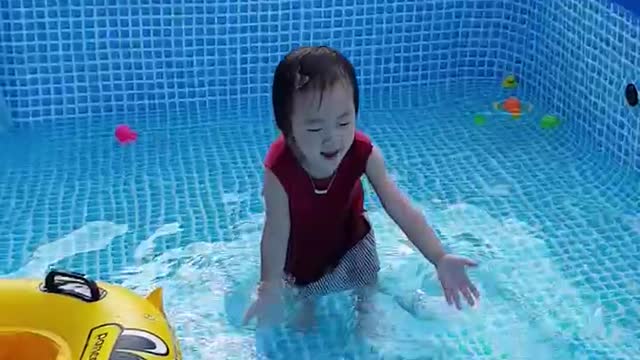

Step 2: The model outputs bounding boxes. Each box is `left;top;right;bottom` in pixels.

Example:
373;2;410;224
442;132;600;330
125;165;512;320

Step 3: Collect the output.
540;115;560;129
473;114;487;125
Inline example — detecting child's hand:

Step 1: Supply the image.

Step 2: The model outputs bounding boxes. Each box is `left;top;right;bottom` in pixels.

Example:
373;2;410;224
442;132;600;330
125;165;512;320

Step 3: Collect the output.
242;281;285;326
435;254;480;310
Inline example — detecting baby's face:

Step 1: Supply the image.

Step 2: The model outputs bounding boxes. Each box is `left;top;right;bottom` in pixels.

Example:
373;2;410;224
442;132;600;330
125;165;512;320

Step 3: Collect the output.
290;81;356;178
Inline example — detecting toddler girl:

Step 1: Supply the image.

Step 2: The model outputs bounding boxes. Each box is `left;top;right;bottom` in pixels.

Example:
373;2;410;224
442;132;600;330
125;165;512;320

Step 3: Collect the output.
243;46;479;328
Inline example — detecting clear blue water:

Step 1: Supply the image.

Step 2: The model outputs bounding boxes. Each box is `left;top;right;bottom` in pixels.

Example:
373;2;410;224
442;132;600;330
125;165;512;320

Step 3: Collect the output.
0;84;639;359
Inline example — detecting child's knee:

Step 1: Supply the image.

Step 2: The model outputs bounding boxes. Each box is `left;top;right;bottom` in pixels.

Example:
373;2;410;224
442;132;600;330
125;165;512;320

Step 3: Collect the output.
353;283;378;314
291;298;316;330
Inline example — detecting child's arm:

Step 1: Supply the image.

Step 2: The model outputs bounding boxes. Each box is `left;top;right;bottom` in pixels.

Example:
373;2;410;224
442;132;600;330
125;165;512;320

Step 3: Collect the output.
365;145;479;309
365;146;446;266
259;168;290;289
242;168;290;325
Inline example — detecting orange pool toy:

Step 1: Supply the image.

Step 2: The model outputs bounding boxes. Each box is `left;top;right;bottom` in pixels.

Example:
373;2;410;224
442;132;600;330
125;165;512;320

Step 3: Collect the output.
492;96;532;119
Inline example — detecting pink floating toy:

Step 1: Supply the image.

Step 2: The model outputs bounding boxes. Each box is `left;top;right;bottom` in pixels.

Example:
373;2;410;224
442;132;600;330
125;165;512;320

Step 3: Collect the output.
115;124;137;144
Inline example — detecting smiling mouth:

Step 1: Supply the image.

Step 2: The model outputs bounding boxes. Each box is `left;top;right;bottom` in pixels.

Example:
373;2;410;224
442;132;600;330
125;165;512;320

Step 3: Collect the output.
321;150;340;159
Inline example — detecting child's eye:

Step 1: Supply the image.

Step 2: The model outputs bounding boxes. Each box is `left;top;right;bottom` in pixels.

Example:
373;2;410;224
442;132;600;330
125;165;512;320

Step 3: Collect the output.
307;128;322;132
339;122;350;127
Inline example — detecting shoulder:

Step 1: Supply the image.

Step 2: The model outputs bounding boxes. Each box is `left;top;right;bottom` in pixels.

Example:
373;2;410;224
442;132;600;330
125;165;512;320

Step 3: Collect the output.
264;134;288;169
262;137;289;202
352;129;373;158
262;165;288;204
354;130;372;148
365;144;384;174
341;130;374;176
263;134;298;194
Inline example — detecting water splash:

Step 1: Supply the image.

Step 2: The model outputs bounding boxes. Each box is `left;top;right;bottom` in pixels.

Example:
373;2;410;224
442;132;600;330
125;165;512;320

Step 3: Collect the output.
2;221;128;278
133;222;183;263
426;201;637;357
109;201;638;359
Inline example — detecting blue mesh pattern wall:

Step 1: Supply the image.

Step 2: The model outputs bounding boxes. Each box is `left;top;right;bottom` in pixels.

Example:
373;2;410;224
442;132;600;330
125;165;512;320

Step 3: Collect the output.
0;0;637;171
0;0;530;123
0;8;14;108
519;0;640;172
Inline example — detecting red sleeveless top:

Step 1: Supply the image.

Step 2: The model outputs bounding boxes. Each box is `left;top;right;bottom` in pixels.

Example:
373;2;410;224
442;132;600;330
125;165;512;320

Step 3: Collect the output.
264;130;373;285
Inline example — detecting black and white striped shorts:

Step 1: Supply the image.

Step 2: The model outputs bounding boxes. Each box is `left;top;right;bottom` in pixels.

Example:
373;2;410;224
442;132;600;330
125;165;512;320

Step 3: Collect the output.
290;227;380;299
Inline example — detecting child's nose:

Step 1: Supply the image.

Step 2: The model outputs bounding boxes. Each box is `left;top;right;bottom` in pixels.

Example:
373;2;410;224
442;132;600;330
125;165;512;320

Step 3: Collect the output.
322;128;336;143
322;131;339;146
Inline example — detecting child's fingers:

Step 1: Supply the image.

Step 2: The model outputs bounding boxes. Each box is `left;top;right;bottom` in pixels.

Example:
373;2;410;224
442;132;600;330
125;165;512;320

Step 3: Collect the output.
443;287;453;306
462;257;478;267
451;290;462;310
469;282;480;299
242;302;257;325
461;286;475;306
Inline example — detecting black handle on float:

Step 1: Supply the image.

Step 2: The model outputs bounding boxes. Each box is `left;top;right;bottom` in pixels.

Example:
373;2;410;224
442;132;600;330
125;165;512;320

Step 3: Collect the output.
42;269;102;302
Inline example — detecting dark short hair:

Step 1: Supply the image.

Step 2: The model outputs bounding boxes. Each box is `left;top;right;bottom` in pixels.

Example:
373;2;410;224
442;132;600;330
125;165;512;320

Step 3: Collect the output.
271;46;359;137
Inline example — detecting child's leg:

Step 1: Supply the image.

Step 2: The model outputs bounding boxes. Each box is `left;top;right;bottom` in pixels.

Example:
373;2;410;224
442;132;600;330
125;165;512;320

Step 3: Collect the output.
294;231;379;299
284;277;318;330
352;276;382;335
288;226;380;330
354;277;378;313
292;297;316;330
347;228;382;335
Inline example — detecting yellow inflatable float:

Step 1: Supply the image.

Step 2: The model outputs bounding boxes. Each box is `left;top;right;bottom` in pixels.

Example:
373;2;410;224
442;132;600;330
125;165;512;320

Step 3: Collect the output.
0;269;182;360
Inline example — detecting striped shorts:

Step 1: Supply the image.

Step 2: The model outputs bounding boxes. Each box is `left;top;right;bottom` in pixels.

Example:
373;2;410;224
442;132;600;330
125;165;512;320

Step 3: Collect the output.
289;227;380;300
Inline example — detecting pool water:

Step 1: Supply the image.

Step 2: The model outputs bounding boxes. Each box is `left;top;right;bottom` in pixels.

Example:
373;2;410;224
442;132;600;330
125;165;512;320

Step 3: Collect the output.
0;83;638;359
